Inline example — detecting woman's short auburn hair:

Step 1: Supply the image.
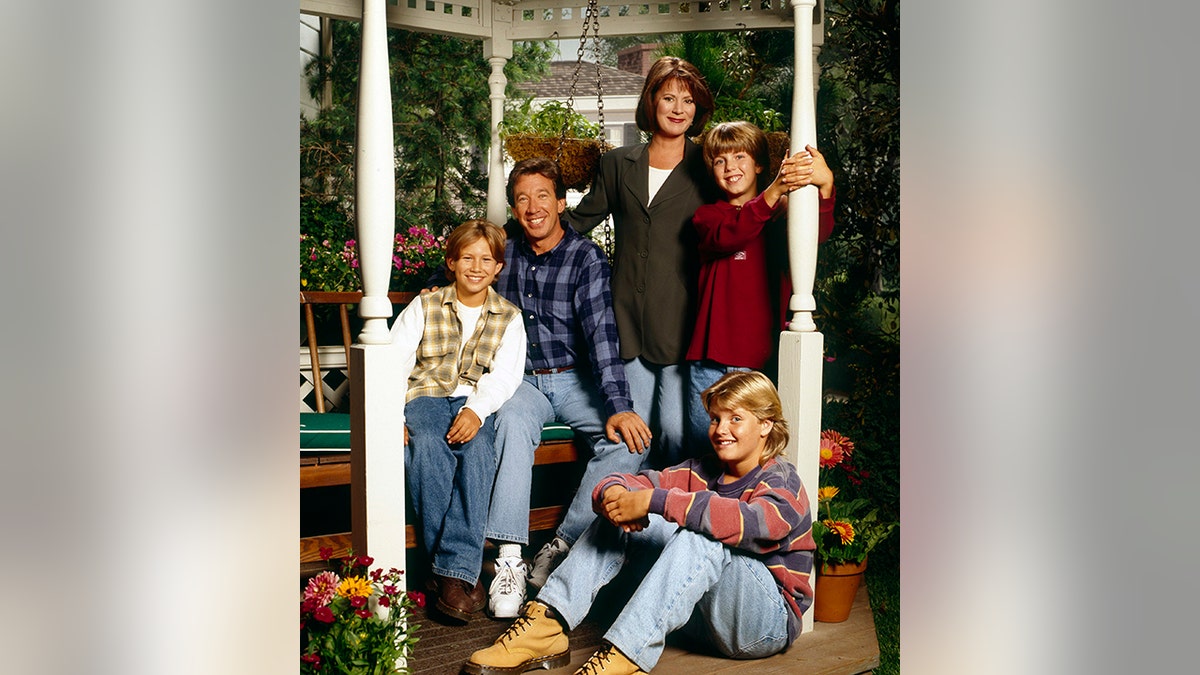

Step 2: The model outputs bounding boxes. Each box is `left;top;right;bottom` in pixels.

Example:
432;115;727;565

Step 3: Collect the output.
702;121;772;193
635;56;714;137
444;219;507;264
701;370;791;463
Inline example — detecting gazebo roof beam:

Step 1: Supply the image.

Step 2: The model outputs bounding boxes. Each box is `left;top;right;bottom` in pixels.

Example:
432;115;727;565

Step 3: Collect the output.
300;1;818;41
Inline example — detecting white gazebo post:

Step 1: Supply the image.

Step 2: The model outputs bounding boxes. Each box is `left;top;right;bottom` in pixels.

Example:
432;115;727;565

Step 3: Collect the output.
349;0;407;578
779;0;824;635
484;38;512;225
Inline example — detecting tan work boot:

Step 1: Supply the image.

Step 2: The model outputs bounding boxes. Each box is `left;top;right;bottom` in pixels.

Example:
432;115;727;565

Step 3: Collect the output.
574;644;647;675
463;601;570;675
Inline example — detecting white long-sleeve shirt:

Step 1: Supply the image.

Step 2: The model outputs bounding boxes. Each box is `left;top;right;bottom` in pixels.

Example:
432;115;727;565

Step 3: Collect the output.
387;293;526;420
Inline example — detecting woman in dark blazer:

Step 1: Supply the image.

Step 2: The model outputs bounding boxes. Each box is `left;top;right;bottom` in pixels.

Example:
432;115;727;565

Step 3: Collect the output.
570;56;719;467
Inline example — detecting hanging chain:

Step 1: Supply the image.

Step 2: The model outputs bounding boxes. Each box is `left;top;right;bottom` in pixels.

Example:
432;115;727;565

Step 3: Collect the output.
559;0;604;163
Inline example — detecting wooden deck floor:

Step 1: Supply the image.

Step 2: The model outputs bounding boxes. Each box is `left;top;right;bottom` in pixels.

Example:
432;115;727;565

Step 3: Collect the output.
403;580;879;675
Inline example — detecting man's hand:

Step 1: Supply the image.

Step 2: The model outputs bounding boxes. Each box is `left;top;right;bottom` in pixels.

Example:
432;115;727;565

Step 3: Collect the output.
446;407;483;444
606;411;652;453
601;484;652;532
404;425;410;446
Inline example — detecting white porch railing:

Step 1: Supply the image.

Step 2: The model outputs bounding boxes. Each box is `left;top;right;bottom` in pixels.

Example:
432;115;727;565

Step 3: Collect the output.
317;0;826;634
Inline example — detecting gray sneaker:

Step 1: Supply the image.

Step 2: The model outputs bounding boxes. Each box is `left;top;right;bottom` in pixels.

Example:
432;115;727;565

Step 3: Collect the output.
527;537;570;591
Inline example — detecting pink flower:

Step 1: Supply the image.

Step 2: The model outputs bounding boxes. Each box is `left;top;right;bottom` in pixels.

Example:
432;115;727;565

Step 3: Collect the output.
303;571;340;607
819;436;844;468
313;606;335;623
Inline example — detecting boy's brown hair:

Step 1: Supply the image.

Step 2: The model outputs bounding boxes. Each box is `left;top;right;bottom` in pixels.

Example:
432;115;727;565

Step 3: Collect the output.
702;121;771;194
443;219;507;279
701;370;791;463
635;57;714;137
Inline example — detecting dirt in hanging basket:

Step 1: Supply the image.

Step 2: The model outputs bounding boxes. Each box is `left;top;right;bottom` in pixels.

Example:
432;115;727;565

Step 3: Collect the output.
504;134;613;192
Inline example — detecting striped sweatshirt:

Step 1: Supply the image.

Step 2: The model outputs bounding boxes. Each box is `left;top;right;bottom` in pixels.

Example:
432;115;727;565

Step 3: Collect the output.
592;455;816;643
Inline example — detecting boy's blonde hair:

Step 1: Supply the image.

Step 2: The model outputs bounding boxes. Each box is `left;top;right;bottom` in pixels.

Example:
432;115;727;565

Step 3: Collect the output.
443;219;507;279
701;370;791;463
702;121;771;194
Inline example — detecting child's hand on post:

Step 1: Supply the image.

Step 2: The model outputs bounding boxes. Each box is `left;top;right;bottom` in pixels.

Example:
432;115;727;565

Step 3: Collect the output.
445;407;482;444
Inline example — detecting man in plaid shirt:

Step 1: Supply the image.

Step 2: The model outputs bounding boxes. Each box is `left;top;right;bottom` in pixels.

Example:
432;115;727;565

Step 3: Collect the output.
482;157;653;619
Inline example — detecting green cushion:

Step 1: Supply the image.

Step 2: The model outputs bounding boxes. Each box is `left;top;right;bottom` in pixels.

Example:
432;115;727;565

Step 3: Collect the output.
300;412;351;449
300;413;575;450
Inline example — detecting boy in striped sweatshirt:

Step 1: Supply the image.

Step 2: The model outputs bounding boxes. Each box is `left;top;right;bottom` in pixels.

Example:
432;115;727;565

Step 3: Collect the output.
465;371;815;675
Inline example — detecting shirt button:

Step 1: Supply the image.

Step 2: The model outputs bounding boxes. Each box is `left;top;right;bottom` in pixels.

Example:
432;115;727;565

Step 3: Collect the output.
639;250;648;258
637;285;645;293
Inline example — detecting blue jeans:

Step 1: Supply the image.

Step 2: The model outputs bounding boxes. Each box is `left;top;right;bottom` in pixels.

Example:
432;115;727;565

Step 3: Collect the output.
687;361;752;457
623;357;691;468
487;372;646;545
538;516;791;671
404;395;496;585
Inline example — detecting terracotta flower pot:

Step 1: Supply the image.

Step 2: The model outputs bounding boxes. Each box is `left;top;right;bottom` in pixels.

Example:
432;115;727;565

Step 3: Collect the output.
812;557;867;623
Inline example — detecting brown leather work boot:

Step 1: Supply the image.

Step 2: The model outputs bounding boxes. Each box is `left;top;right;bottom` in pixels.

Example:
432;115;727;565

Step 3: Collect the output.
435;575;485;622
463;601;570;675
574;644;647;675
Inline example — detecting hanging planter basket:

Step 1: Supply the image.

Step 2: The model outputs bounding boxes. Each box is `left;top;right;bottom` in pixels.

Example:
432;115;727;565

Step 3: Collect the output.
504;134;612;192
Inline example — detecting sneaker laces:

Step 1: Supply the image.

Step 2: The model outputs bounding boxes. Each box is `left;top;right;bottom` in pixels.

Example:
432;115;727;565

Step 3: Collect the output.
491;563;523;595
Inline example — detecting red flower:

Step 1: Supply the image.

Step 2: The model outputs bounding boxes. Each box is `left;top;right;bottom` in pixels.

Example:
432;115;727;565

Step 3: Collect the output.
378;596;390;608
357;555;374;567
356;609;372;619
313;606;335;623
301;653;322;668
383;584;397;595
407;590;427;608
349;596;367;608
318;546;334;561
300;598;317;614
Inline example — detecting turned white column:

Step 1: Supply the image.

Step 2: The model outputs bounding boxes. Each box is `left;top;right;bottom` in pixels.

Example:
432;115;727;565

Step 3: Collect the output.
349;0;407;581
787;0;820;333
784;0;823;635
355;0;395;344
484;39;512;225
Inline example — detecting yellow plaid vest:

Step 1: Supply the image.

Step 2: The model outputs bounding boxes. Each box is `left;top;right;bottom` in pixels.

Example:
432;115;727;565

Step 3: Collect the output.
405;285;520;403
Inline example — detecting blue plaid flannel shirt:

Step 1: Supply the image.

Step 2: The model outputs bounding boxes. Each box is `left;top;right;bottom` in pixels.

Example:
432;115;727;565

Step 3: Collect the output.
496;223;634;418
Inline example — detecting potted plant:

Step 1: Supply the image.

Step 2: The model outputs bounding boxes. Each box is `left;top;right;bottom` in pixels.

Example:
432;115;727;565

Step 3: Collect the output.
301;548;425;674
811;430;898;622
500;99;611;191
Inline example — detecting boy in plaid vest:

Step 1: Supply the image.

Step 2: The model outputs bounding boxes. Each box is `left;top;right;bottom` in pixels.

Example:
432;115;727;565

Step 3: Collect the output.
389;219;526;623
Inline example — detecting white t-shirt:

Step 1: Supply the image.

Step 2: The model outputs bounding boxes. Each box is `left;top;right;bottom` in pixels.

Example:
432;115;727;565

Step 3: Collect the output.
648;166;672;204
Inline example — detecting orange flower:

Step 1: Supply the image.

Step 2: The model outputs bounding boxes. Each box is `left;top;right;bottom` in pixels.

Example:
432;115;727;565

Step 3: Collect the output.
824;519;855;545
817;486;840;502
821;429;855;456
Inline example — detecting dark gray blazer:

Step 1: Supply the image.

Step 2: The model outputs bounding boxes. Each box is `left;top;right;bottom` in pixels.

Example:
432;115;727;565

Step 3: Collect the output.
570;141;718;365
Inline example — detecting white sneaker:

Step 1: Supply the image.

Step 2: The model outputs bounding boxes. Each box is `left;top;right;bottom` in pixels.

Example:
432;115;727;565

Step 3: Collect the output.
488;555;528;619
527;537;570;591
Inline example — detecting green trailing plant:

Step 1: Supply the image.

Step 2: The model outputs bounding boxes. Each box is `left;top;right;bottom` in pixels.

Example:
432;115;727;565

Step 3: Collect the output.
498;99;603;140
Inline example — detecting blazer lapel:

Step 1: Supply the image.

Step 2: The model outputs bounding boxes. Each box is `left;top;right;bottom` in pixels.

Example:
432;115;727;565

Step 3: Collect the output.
620;144;651;214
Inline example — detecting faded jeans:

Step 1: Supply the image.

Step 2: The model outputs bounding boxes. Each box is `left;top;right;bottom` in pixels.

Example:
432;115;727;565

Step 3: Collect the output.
537;515;791;671
486;371;645;545
623;357;691;469
404;395;496;585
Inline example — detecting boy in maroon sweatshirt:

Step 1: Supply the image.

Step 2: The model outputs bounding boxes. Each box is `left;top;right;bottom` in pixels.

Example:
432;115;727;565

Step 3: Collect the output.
465;371;815;675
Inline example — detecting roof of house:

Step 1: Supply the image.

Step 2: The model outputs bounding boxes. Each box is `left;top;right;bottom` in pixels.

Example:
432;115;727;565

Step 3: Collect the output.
515;61;646;98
